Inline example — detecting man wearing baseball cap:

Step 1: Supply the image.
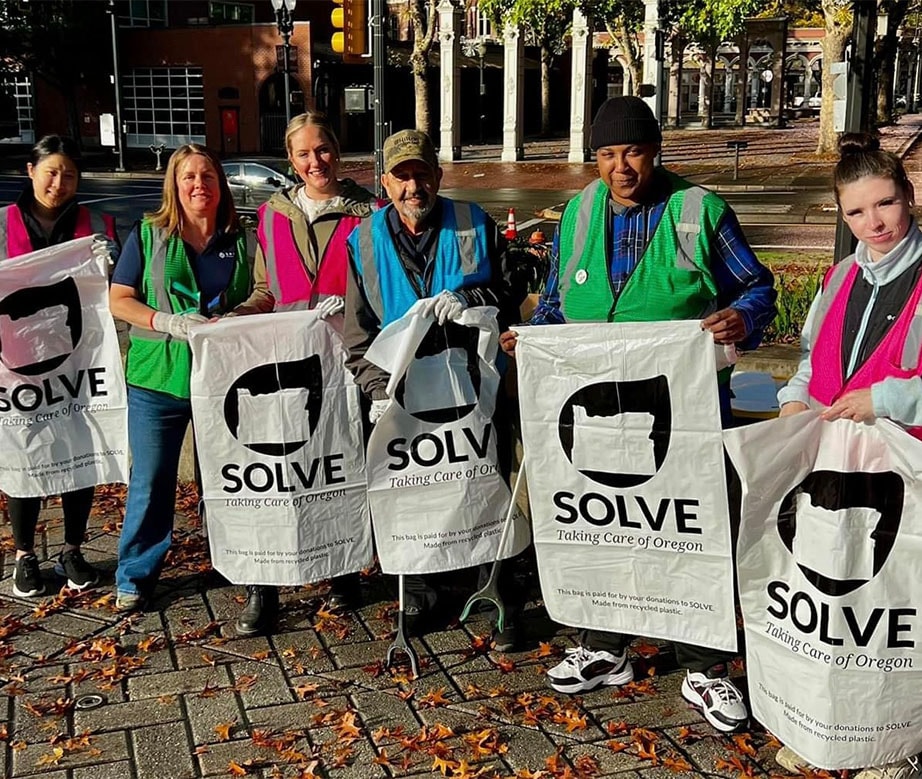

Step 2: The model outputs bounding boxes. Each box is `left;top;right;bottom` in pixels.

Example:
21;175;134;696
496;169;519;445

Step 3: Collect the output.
344;129;526;649
500;96;776;732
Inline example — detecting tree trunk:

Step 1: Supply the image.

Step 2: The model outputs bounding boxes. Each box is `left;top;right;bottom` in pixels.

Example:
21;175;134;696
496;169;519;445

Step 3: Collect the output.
703;49;715;129
541;44;552;136
816;1;852;155
410;49;430;135
610;18;641;95
875;1;909;125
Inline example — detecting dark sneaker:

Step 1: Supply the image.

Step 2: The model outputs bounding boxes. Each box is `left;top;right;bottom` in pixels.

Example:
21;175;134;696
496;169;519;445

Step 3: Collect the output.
12;554;45;598
54;549;100;591
235;585;279;636
681;670;748;733
546;646;633;693
492;622;519;653
327;574;361;611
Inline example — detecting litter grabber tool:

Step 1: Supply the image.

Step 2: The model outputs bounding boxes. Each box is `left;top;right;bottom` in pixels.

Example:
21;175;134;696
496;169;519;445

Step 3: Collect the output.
385;573;419;678
459;459;527;633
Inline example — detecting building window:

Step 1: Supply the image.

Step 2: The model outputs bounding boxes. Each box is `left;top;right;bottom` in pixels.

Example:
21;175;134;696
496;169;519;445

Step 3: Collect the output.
123;67;205;148
0;73;34;144
476;10;492;38
119;0;167;28
209;1;254;23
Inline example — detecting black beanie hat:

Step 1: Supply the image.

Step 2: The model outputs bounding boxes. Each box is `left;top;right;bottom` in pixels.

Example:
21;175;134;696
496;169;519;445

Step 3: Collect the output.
589;96;662;150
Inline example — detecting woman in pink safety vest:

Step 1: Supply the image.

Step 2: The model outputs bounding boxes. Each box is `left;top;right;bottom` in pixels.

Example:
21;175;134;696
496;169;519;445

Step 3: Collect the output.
777;133;922;437
774;133;922;778
0;134;120;600
233;111;377;637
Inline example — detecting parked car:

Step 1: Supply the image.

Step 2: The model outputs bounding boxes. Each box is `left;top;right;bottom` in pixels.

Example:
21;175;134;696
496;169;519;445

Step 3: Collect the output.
807;95;822;109
222;159;297;211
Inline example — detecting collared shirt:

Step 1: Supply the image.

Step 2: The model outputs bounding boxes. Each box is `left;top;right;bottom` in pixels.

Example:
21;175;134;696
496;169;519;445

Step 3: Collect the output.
529;172;777;351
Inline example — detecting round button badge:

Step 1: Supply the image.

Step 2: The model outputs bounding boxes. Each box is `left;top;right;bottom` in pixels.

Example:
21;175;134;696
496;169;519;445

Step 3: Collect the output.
575;269;588;285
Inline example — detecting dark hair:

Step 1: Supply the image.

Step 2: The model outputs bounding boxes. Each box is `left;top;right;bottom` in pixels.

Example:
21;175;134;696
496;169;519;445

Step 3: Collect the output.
29;135;80;168
834;132;911;203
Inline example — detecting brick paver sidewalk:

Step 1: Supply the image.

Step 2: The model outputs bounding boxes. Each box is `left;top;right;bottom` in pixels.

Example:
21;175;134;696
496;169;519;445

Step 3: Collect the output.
0;491;784;778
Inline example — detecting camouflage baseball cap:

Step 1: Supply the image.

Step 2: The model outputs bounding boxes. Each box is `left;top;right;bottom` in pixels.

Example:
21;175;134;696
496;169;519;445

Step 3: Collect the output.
382;129;439;173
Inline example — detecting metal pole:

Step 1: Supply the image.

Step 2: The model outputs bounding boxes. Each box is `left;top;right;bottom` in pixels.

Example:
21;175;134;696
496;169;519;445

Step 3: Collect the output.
109;1;125;172
372;0;386;192
478;47;485;144
282;28;292;125
834;0;876;264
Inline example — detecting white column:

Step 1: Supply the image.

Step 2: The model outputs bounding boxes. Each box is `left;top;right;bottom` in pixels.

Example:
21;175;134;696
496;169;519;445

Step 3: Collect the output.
642;0;659;111
568;8;592;163
501;22;525;161
438;0;462;161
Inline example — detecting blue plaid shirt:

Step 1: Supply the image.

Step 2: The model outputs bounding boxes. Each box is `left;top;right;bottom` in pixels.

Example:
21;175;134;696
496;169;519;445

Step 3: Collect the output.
529;176;777;351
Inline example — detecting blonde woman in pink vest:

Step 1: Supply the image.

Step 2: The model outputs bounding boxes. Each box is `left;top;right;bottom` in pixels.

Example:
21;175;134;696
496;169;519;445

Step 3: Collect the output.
0;134;120;599
233;111;377;636
775;133;921;779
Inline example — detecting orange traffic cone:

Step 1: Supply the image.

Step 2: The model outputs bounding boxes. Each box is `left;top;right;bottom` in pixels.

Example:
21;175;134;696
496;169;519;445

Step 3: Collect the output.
504;207;518;240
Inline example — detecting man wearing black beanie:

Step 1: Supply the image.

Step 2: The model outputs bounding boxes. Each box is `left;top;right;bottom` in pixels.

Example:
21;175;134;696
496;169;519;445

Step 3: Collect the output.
500;96;776;734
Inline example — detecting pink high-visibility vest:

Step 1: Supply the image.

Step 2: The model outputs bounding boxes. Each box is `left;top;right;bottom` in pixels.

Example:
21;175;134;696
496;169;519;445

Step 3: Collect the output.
0;204;116;260
257;205;360;306
808;259;922;439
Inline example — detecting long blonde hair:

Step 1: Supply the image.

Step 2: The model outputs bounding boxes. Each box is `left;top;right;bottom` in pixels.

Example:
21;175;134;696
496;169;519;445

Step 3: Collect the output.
146;144;238;235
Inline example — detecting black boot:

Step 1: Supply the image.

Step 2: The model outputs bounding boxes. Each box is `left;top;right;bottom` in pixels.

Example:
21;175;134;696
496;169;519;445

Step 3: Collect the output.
235;585;279;636
327;573;361;611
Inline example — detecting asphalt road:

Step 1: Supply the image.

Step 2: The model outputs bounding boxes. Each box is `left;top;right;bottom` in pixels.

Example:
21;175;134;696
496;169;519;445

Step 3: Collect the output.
0;174;837;252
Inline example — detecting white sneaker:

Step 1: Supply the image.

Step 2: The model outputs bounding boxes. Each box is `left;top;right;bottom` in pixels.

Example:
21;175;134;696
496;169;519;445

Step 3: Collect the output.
681;671;748;733
856;757;921;779
546;646;634;694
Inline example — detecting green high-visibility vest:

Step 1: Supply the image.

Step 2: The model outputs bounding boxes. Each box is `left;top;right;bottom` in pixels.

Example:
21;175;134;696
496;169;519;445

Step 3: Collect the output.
126;220;250;399
559;173;726;324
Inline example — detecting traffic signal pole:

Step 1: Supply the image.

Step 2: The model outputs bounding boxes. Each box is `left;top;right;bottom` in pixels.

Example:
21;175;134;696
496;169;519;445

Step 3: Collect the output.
372;0;386;193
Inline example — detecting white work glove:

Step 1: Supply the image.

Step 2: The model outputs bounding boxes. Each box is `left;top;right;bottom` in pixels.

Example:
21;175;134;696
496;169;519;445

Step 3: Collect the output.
151;311;208;341
92;235;119;269
421;290;466;325
369;399;391;425
315;295;345;319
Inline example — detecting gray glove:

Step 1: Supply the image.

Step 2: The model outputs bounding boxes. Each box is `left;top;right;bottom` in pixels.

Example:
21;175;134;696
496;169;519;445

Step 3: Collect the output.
151;311;209;341
369;399;391;424
92;235;119;269
315;295;345;319
422;290;466;325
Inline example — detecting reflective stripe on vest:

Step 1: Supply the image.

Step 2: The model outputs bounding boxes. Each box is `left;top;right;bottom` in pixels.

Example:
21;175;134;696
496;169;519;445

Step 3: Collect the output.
350;200;489;326
258;205;356;306
808;256;922;440
559;176;722;323
0;205;115;260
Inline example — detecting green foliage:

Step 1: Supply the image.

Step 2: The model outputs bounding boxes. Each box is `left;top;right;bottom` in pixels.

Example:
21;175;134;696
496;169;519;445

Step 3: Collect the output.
755;0;824;27
763;267;825;344
675;0;763;49
477;0;575;47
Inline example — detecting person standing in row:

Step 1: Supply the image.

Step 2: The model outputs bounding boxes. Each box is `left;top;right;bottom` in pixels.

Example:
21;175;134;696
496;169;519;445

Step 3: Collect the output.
774;133;922;779
0;134;119;597
109;144;251;612
345;129;526;650
501;96;776;732
232;111;378;636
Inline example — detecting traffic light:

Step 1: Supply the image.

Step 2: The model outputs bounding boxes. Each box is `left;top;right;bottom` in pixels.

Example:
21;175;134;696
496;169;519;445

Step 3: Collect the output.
331;0;368;63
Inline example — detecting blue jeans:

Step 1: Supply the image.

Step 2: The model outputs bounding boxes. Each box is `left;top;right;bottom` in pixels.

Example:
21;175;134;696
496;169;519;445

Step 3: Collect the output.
116;386;191;596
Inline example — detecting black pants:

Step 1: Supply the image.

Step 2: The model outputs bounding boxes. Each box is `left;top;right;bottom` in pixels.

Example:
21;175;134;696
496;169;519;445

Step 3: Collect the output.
577;629;729;674
7;487;95;552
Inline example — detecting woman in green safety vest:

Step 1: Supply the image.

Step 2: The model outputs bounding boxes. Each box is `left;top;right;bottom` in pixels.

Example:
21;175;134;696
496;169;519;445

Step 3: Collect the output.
109;144;251;613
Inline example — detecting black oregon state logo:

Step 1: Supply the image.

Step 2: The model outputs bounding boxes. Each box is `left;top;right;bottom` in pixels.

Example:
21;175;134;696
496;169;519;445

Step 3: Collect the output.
0;279;83;375
393;321;482;424
558;375;672;489
777;470;904;596
223;356;322;456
